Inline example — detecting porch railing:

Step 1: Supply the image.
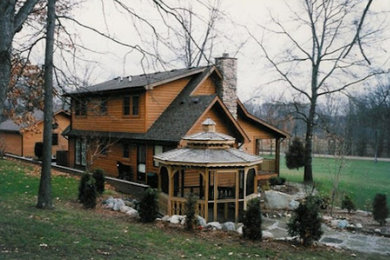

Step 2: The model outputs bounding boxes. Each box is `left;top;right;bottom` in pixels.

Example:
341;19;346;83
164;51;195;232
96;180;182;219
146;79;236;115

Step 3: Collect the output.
170;197;206;217
259;159;276;172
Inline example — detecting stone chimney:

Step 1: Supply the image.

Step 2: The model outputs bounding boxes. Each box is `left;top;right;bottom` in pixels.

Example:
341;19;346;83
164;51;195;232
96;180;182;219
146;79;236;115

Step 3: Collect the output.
215;53;237;119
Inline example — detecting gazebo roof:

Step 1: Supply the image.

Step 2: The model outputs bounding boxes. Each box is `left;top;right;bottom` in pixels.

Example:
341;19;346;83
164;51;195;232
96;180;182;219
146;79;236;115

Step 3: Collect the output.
154;118;263;167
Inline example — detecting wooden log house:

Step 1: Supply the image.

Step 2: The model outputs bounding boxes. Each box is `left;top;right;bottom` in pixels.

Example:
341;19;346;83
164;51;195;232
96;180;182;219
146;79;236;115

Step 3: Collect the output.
64;54;289;202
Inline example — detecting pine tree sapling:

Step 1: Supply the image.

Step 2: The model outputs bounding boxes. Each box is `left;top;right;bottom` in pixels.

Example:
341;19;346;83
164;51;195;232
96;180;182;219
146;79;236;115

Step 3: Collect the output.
185;193;197;231
92;168;105;195
139;188;159;223
78;172;97;209
341;195;356;213
288;196;323;246
243;198;262;241
285;137;305;170
373;193;389;226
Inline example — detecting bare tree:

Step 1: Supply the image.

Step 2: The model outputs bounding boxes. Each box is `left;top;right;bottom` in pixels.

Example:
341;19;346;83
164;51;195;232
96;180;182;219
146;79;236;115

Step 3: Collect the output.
37;0;56;209
251;0;386;183
0;0;40;118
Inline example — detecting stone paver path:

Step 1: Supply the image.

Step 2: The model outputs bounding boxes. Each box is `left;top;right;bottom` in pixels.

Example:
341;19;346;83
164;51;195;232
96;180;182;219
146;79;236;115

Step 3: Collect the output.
262;217;390;256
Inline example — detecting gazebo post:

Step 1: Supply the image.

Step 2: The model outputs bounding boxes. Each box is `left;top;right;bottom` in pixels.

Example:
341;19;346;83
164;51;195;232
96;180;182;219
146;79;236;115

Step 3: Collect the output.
243;167;248;210
235;168;239;223
167;166;173;216
213;170;218;222
204;168;209;222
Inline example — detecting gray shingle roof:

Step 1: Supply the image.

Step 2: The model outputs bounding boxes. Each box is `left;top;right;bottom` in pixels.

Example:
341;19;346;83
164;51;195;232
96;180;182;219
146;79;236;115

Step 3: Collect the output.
154;147;263;167
0;110;44;132
68;66;208;95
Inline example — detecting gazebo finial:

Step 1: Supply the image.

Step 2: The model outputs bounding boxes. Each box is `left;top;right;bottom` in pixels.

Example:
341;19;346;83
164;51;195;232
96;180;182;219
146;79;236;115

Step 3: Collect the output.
202;118;216;132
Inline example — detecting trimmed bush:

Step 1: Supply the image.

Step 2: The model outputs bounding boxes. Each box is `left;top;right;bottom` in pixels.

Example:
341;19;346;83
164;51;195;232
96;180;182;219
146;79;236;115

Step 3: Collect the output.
310;194;330;210
288;195;323;246
78;173;97;209
34;142;43;160
92;168;105;195
139;188;159;223
269;176;286;186
243;198;262;241
341;195;356;213
285;137;305;170
185;193;197;231
373;193;389;226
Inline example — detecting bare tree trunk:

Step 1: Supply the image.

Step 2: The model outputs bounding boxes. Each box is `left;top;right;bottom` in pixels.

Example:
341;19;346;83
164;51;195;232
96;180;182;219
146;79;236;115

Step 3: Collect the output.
0;4;14;118
37;0;56;209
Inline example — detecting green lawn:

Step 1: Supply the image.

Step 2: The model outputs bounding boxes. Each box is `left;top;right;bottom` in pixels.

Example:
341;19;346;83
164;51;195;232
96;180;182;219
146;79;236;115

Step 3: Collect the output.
0;159;387;259
280;156;390;210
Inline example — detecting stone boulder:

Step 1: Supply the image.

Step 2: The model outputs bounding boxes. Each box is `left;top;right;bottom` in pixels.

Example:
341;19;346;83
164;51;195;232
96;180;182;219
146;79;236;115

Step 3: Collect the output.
264;190;292;210
170;215;184;224
222;222;236;232
125;207;139;218
197;216;207;227
262;231;274;239
236;226;243;235
120;205;132;213
207;222;222;230
288;200;300;210
161;215;170;222
113;199;125;211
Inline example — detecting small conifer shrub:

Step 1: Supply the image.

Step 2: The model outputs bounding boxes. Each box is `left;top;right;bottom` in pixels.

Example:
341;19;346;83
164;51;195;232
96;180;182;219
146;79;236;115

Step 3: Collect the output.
92;168;105;195
243;198;262;241
341;195;356;213
373;193;389;226
269;177;286;186
139;188;159;223
288;195;323;246
78;172;97;209
285;137;305;170
34;142;43;160
185;193;197;231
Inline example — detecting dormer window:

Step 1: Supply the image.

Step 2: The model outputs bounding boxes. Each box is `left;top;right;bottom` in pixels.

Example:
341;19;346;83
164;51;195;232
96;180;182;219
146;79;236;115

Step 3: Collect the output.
123;95;139;116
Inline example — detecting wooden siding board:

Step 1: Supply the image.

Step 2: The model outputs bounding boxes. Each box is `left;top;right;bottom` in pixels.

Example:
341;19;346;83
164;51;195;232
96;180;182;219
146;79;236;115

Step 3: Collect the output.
145;77;191;130
0;132;22;156
238;116;274;154
191;77;217;96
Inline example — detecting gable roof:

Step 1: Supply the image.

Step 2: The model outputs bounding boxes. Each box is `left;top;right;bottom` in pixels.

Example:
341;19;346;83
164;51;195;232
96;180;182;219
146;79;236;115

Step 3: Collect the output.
0;110;69;133
237;100;290;138
66;66;208;95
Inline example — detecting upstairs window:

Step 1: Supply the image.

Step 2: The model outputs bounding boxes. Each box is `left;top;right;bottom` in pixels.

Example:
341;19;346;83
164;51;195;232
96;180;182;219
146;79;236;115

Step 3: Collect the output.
75;99;87;116
100;98;107;114
123;95;139;116
153;145;163;167
123;97;130;115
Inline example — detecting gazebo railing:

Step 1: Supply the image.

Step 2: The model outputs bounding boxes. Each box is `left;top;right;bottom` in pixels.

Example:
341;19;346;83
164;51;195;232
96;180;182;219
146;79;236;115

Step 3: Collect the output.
170;197;206;217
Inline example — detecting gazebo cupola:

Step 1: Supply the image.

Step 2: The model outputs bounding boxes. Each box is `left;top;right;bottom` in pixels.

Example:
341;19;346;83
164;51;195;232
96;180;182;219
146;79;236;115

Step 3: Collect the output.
154;119;263;222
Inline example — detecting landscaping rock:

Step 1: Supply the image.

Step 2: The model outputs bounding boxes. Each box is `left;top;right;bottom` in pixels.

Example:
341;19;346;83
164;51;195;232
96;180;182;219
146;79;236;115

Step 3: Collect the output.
356;223;363;229
356;210;371;216
374;228;381;233
264;190;292;210
337;220;349;229
120;205;132;213
180;216;186;225
161;215;170;222
323;216;333;221
288;200;299;210
330;220;339;228
113;199;125;211
125;208;139;218
236;226;243;235
197;216;207;227
207;222;222;230
262;231;274;239
170;215;182;224
222;222;236;232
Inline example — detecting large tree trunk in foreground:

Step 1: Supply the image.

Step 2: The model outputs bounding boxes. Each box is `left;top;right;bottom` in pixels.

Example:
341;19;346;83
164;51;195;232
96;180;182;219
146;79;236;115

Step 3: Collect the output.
37;0;56;209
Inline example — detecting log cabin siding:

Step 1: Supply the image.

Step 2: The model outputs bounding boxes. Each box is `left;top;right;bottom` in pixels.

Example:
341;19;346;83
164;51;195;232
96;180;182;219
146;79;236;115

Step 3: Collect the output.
72;94;146;133
237;115;274;154
0;132;22;156
191;77;217;95
145;77;191;130
186;105;237;138
22;113;69;157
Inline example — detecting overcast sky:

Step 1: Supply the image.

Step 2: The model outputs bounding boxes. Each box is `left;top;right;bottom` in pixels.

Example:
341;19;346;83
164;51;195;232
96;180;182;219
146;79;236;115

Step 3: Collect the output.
26;0;390;103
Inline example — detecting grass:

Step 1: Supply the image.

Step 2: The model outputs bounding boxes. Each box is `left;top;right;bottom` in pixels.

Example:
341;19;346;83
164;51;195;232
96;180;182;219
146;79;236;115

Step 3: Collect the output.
0;158;387;259
280;156;390;211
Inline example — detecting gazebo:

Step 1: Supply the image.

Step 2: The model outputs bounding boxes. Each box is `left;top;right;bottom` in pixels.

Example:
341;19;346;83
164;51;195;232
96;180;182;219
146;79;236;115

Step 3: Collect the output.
154;118;263;223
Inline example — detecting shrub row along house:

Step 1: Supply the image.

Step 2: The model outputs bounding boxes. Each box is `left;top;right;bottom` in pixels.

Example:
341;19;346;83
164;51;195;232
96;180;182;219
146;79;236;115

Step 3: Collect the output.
0;110;69;158
64;54;289;221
